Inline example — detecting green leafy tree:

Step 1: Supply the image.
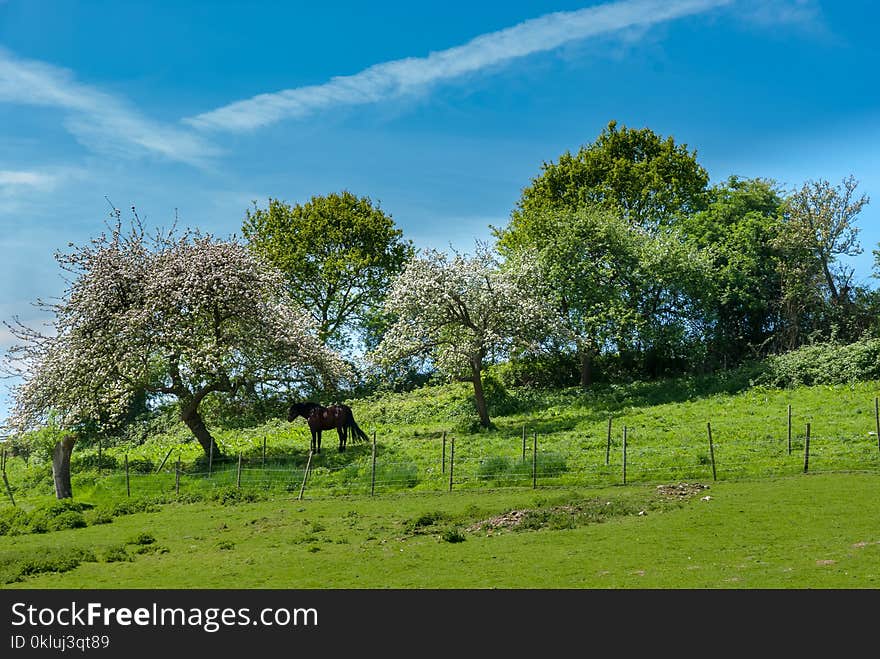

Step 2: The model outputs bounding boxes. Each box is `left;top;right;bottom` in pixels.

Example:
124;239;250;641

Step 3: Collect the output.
681;176;786;363
775;175;870;346
513;120;710;233
242;191;414;353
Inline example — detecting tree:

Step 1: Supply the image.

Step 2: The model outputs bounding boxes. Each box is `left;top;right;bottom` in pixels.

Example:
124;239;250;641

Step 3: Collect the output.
775;175;870;346
368;245;560;428
495;204;640;386
783;175;868;307
242;191;414;353
495;202;711;384
4;218;347;483
680;176;786;363
513;120;709;233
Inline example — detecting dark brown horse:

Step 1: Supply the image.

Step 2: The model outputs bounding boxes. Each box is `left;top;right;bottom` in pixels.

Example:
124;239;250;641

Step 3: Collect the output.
287;401;369;454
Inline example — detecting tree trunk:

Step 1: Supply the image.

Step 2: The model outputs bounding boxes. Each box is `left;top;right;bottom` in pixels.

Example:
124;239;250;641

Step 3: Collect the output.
52;435;76;500
579;348;593;387
181;407;222;458
470;357;491;428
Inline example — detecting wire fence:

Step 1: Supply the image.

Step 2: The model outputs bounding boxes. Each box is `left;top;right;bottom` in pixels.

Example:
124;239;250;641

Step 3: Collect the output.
2;397;879;508
0;423;880;506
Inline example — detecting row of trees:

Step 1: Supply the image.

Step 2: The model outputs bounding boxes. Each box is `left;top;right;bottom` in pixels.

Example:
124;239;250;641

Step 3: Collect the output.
4;121;878;498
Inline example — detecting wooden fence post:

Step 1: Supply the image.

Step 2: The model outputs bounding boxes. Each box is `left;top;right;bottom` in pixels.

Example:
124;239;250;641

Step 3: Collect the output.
707;421;717;482
208;440;214;477
297;451;313;501
262;436;267;467
605;416;612;466
236;452;243;488
1;449;15;507
787;404;792;455
175;455;181;495
448;436;455;493
622;426;628;485
803;423;811;473
522;425;527;463
155;447;173;474
441;431;446;474
371;431;377;496
532;431;538;489
875;397;879;453
125;454;130;497
97;439;102;476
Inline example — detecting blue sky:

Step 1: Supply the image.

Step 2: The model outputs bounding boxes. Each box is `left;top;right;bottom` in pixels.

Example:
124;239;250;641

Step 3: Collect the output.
1;0;879;421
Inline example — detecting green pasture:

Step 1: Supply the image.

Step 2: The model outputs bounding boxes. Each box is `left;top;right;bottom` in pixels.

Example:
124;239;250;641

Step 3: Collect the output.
2;474;879;588
1;376;879;588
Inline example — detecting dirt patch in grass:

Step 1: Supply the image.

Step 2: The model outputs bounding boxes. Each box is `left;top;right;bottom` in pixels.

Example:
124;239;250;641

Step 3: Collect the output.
655;482;710;500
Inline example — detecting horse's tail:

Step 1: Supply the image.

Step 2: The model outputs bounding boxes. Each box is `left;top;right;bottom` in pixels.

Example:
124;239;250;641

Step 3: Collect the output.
344;407;370;444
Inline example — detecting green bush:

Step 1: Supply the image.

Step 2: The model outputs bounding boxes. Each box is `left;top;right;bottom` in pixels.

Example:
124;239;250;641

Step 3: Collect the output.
24;500;92;534
0;507;29;536
756;338;880;388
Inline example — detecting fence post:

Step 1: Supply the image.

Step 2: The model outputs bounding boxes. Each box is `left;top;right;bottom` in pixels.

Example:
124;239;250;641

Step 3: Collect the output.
532;431;538;489
155;447;173;474
622;426;627;485
803;423;811;473
236;452;243;488
371;430;377;496
1;449;15;507
208;440;214;477
125;454;130;497
297;451;313;501
787;404;792;455
441;431;446;474
605;416;612;466
262;436;267;467
448;436;455;493
97;439;102;476
875;397;879;453
175;454;181;495
522;425;527;462
707;421;717;482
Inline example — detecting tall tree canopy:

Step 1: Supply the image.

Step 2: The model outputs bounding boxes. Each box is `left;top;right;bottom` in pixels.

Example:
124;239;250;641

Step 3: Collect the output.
368;245;560;428
242;191;414;353
513;120;710;233
4;219;347;463
680;176;786;363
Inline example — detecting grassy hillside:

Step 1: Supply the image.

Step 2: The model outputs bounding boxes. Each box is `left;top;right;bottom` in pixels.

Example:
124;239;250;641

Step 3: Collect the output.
2;375;880;507
2;474;879;588
1;375;879;588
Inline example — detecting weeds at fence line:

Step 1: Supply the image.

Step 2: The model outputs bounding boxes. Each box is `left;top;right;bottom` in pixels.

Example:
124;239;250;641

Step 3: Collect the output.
3;401;880;507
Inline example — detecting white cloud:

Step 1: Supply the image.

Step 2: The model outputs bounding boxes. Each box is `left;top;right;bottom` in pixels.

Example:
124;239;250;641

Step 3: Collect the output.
0;48;219;166
0;170;57;188
186;0;734;133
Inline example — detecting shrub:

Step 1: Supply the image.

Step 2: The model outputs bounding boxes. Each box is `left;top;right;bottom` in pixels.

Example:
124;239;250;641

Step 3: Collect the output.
440;527;466;543
0;507;29;536
756;338;880;388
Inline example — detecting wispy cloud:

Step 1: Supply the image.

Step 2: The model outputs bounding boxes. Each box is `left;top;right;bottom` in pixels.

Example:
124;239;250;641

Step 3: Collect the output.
186;0;733;133
0;48;219;166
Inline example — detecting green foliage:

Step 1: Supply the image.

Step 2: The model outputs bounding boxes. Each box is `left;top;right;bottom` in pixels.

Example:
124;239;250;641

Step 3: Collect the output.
756;338;880;387
0;546;96;584
207;486;267;506
127;532;156;545
440;527;466;543
511;119;709;231
242;190;414;351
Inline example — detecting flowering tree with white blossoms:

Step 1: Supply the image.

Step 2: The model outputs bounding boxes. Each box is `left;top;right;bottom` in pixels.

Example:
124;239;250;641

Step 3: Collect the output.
4;219;348;496
368;244;562;428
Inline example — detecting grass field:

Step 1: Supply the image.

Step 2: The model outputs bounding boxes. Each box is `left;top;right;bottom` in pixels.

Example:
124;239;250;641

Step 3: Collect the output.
2;474;879;588
1;375;879;588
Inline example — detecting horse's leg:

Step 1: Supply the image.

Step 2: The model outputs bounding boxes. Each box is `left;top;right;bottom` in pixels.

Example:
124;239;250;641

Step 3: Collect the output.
337;426;346;452
316;430;321;454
